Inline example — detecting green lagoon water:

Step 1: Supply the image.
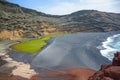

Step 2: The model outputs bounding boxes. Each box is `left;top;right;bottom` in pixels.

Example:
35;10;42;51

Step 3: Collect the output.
10;36;51;54
10;34;65;54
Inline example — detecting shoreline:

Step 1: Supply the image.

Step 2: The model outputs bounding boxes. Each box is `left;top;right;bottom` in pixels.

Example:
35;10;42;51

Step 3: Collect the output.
100;33;120;61
1;32;120;78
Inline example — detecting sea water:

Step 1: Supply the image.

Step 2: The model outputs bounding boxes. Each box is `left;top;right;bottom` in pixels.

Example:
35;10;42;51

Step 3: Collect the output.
100;34;120;61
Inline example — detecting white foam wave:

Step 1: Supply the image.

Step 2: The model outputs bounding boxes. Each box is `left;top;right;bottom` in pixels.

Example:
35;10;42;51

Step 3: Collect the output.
100;34;120;61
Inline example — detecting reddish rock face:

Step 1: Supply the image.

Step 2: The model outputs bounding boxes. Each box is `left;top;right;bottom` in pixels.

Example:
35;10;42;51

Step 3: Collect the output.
89;52;120;80
112;52;120;66
30;68;95;80
30;75;40;80
64;68;96;80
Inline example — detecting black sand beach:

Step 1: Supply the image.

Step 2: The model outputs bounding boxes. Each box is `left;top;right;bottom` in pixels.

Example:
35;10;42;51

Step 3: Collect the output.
8;32;120;72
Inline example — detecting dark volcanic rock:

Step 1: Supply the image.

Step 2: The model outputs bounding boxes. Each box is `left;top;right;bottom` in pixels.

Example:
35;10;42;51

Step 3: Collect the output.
89;52;120;80
0;56;7;66
112;52;120;66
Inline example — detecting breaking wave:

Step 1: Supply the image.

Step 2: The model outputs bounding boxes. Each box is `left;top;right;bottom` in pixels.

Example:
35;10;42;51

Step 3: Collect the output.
100;34;120;61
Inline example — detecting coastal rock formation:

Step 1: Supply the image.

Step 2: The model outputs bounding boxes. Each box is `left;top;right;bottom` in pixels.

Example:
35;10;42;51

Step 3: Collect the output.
89;52;120;80
0;56;7;66
0;55;37;78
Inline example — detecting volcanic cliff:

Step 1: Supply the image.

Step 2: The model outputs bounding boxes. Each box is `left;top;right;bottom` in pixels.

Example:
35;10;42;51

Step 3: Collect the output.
1;0;120;40
89;52;120;80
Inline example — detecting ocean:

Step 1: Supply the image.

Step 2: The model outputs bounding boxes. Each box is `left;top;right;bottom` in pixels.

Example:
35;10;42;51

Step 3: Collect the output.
100;34;120;61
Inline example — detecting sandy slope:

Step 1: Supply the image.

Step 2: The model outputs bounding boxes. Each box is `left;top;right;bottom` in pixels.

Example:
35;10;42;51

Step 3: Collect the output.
0;41;36;78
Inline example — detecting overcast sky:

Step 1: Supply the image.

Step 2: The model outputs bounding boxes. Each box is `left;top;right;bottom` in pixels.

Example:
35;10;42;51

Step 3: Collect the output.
7;0;120;15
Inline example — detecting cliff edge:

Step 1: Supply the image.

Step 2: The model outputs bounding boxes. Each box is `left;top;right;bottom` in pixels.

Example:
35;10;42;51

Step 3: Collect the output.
89;52;120;80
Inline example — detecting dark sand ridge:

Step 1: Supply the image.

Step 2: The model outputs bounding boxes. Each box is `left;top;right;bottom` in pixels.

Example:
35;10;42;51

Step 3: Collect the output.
9;32;120;74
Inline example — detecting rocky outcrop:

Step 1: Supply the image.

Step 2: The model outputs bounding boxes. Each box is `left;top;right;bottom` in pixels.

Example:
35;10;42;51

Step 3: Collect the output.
89;52;120;80
0;54;37;78
39;21;59;36
0;56;7;66
0;29;25;40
